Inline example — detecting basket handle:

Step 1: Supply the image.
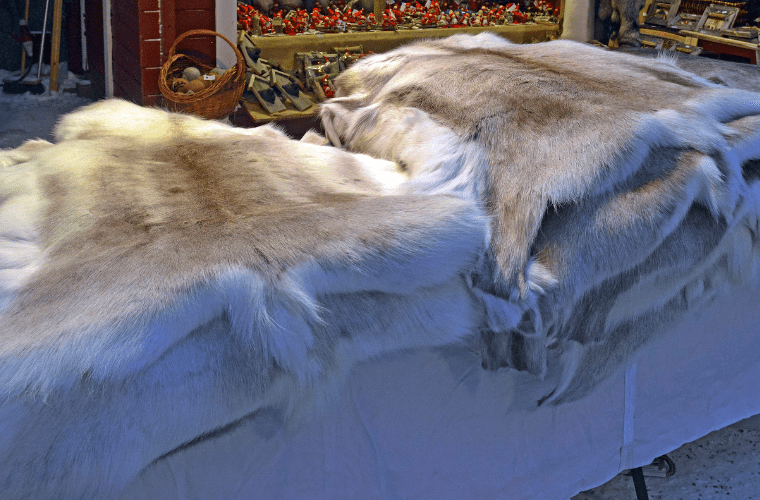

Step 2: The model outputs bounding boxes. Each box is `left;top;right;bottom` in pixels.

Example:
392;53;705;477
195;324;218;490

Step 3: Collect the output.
167;29;245;80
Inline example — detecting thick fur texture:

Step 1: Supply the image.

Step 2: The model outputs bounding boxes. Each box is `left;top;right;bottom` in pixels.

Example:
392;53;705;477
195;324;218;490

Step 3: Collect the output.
598;0;646;46
0;100;487;499
321;33;760;395
624;47;760;93
3;35;760;499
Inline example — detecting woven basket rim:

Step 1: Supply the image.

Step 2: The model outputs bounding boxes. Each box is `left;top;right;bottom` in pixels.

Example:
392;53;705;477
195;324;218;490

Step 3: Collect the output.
159;29;245;105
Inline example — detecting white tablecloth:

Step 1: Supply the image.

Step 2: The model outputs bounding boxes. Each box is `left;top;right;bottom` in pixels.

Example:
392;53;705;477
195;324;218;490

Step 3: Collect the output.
122;267;760;500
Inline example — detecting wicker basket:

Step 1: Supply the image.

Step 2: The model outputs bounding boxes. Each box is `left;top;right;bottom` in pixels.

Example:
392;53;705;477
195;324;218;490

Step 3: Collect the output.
159;30;245;120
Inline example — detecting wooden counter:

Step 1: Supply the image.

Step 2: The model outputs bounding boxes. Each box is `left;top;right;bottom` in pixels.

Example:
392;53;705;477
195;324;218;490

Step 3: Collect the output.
680;30;759;65
248;23;560;71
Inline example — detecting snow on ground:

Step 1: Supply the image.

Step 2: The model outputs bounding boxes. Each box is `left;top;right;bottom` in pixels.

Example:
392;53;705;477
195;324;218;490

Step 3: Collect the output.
0;63;93;149
1;69;759;500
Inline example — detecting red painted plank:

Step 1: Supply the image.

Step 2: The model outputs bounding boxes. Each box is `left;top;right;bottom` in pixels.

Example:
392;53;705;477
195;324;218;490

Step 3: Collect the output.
112;54;140;87
112;0;139;28
140;39;162;67
138;0;160;11
115;43;140;75
174;37;216;67
84;0;105;96
140;11;160;39
176;0;215;10
161;0;177;62
141;66;162;96
700;40;757;64
143;94;162;107
175;9;216;34
113;61;141;102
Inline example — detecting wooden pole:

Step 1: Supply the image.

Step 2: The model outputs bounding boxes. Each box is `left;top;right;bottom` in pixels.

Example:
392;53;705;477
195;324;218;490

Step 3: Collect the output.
374;0;386;22
50;0;64;93
20;0;31;75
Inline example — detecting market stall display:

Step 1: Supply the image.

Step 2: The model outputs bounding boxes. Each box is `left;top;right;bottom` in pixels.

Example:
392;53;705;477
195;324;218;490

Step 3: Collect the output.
233;0;562;121
640;0;759;63
236;0;559;35
2;34;760;500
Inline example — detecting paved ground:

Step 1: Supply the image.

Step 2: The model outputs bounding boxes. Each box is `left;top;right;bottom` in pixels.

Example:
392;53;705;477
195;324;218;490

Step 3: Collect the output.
572;415;760;499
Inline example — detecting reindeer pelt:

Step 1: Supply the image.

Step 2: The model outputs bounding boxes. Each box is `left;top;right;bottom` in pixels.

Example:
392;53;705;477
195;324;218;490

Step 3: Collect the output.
321;32;760;399
0;99;488;500
4;36;760;499
598;0;646;46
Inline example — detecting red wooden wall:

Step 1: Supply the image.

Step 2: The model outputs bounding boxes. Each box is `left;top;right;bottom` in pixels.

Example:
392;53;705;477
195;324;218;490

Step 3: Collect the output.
112;0;216;106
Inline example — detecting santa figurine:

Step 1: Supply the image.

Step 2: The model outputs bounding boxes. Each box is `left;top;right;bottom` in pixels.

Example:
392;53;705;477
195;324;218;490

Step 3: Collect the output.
449;11;459;27
320;75;335;98
258;15;271;33
309;8;321;28
356;13;366;29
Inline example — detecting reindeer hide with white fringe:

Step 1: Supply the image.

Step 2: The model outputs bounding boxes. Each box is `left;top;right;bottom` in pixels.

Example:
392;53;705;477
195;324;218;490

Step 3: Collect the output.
2;33;760;499
320;33;760;401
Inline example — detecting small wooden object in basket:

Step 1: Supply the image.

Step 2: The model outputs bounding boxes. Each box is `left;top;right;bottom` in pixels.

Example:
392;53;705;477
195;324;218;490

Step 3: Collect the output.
159;30;245;120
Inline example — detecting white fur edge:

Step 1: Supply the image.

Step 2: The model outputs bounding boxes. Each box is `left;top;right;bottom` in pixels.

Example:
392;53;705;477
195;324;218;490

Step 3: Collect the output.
320;49;760;386
321;100;491;210
0;196;488;397
0;148;45;316
54;99;290;145
603;202;760;333
320;96;564;343
299;129;330;146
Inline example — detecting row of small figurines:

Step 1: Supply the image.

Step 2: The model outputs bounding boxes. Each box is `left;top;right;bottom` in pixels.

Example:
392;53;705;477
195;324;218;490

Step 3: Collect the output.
237;0;558;36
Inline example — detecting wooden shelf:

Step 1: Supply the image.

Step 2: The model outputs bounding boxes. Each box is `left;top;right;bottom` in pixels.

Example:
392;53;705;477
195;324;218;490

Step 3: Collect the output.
680;30;760;51
679;30;759;64
640;27;759;64
247;24;560;71
640;27;698;45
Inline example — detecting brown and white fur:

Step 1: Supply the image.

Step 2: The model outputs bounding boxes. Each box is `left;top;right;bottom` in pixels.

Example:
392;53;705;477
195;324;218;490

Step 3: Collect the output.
3;34;760;499
598;0;646;46
321;32;760;395
0;100;487;499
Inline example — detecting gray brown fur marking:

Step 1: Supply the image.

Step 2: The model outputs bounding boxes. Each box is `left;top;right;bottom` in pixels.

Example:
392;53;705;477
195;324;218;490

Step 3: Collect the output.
322;33;760;392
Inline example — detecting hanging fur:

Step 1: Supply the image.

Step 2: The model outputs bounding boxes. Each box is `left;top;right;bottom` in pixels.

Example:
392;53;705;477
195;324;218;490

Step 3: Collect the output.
598;0;646;46
2;33;760;499
0;100;487;500
321;32;760;398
